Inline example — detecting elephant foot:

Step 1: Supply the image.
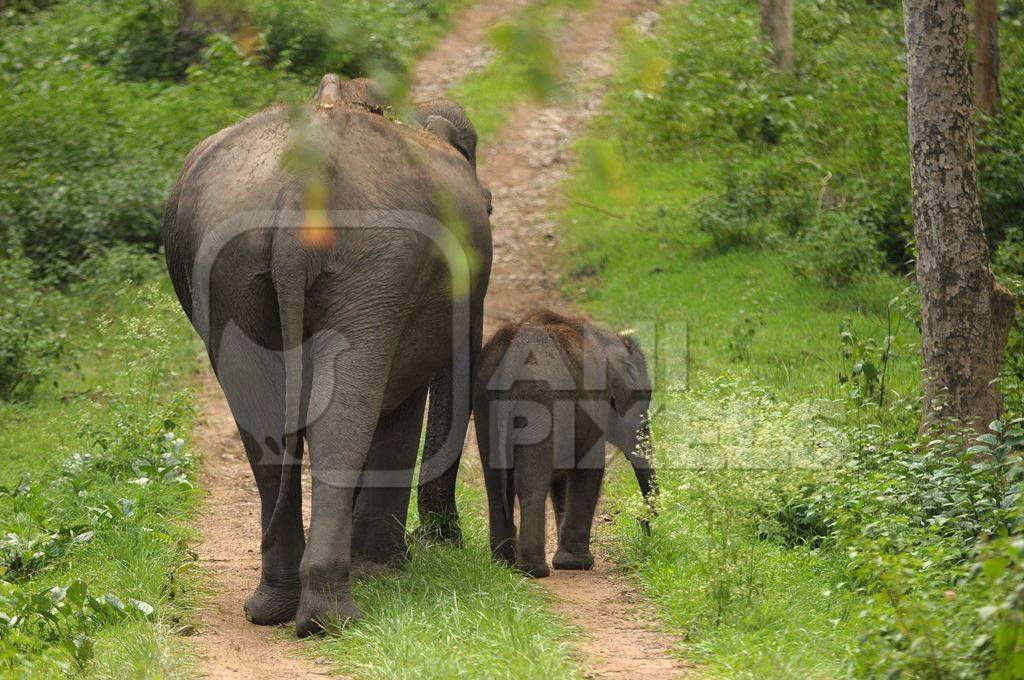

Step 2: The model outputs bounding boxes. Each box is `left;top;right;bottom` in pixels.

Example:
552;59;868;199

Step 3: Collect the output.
243;581;301;625
553;548;595;571
412;511;463;546
516;559;550;579
490;541;516;567
295;588;363;638
351;558;403;581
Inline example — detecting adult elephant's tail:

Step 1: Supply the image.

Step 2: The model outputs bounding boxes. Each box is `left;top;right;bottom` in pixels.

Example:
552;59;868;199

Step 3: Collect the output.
262;251;306;553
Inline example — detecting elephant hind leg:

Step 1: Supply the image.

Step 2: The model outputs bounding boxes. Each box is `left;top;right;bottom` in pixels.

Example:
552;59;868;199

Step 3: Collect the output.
351;385;428;579
296;344;393;637
211;332;306;626
553;468;603;571
514;444;552;578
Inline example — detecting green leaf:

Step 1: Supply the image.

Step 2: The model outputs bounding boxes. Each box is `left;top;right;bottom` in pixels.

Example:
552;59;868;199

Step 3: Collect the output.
978;605;999;620
129;599;154;618
66;581;87;607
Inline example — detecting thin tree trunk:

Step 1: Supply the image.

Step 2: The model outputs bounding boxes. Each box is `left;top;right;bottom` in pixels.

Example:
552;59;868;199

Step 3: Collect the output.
904;0;1015;433
759;0;794;73
179;0;197;31
974;0;1000;116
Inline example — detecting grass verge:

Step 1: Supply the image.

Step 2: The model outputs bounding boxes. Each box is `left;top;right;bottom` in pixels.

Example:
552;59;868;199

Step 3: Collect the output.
0;250;203;676
304;478;580;679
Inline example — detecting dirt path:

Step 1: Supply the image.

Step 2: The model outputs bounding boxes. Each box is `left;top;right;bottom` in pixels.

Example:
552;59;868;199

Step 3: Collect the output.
188;4;536;674
190;0;687;677
414;1;691;678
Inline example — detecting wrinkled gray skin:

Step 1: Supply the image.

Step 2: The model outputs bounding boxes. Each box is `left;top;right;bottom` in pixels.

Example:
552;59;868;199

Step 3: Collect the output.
164;75;491;636
473;311;657;578
414;99;478;170
414;99;492;218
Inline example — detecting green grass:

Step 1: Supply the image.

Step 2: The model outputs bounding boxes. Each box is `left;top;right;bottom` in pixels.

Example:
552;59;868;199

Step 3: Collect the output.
563;157;920;403
556;1;935;677
0;251;204;675
305;477;580;679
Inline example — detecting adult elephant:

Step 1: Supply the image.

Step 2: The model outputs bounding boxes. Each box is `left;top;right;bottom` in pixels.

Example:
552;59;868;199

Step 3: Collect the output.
164;75;490;636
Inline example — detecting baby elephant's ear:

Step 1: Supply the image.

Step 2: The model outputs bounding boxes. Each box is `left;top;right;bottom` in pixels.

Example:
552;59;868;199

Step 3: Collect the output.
608;356;635;417
425;115;464;155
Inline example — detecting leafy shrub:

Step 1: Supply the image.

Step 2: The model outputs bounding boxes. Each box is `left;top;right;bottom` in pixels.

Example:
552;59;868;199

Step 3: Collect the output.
0;19;307;276
0;256;64;401
974;535;1024;678
252;0;459;81
114;0;205;81
1;0;61;20
979;9;1024;265
758;415;1024;677
0;279;198;672
794;211;882;288
0;579;155;671
694;156;815;254
610;0;919;282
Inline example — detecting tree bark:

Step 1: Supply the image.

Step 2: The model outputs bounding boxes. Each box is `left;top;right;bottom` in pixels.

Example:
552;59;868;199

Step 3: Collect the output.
759;0;794;73
904;0;1015;433
974;0;1000;116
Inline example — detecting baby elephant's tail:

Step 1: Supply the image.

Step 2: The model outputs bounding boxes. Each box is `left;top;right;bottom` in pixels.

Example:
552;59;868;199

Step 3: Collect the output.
494;399;516;523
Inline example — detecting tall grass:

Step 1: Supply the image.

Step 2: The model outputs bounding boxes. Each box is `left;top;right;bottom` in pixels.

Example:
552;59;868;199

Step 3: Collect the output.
561;0;1024;677
0;249;203;675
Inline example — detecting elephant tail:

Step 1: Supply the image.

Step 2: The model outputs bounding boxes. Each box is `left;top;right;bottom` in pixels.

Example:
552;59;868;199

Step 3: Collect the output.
494;388;516;523
262;261;306;554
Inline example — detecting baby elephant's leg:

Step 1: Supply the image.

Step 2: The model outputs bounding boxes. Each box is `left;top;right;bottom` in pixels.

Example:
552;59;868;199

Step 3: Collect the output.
553;468;604;570
514;444;551;578
550;473;567;535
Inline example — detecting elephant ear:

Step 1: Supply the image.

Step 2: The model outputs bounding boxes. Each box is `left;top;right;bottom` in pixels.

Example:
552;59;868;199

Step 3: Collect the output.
424;115;466;158
607;336;645;419
608;356;634;419
414;99;478;169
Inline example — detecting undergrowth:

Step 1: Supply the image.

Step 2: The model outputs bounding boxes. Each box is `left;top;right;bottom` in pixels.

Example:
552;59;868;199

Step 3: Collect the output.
565;0;1024;677
0;249;202;675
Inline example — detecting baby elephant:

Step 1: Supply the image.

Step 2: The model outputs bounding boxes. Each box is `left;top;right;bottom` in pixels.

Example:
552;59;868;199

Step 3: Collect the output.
474;311;657;577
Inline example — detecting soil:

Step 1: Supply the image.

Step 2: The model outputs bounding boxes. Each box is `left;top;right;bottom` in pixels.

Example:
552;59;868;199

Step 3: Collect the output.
190;0;692;677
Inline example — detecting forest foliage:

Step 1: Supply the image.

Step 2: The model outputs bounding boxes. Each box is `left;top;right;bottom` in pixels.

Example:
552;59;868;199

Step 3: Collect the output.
564;0;1024;676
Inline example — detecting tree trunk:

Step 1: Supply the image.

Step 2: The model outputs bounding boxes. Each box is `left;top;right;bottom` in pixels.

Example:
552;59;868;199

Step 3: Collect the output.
759;0;794;73
974;0;1000;116
904;0;1015;434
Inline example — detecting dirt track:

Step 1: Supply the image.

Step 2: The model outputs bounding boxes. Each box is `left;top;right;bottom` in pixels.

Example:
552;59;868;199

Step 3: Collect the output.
191;1;689;677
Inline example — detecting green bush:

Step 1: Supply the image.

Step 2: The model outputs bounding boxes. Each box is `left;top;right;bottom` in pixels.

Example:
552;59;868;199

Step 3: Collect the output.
795;211;882;289
0;256;64;401
755;414;1024;677
0;15;305;275
251;0;459;82
980;65;1024;269
114;0;204;81
609;0;920;284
